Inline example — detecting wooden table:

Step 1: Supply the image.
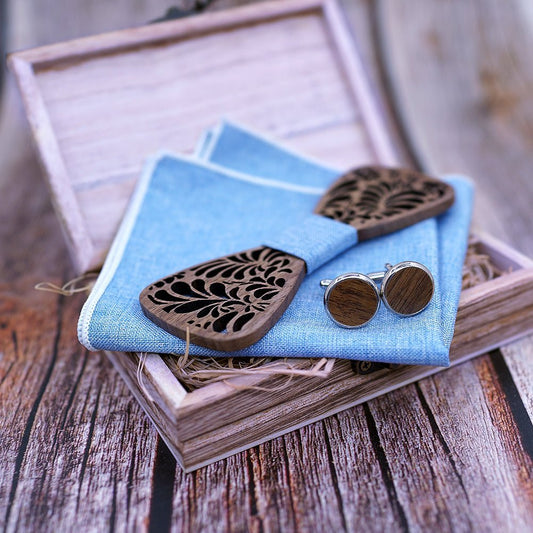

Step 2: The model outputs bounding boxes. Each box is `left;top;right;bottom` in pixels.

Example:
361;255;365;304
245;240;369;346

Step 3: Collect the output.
1;1;532;531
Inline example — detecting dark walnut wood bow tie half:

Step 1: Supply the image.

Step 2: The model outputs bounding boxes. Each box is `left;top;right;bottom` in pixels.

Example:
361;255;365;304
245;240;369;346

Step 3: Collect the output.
139;166;454;351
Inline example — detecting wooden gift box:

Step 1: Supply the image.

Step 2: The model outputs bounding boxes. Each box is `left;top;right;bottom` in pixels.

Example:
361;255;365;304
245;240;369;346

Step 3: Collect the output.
9;0;533;471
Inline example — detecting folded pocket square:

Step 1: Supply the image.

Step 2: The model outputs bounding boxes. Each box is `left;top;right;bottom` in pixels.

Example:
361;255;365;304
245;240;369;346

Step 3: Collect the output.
78;121;473;366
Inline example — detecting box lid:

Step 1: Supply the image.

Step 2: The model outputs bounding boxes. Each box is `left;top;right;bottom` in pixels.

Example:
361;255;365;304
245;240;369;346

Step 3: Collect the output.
8;0;396;273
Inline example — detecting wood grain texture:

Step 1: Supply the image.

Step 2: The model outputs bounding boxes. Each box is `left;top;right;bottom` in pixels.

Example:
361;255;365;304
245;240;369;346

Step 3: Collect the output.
315;165;454;239
1;1;533;532
503;335;533;421
381;262;434;316
1;3;178;531
140;247;307;351
379;1;533;505
325;274;380;327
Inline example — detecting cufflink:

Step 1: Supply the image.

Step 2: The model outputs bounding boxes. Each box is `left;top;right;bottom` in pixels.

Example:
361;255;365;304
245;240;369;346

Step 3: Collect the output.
320;261;434;327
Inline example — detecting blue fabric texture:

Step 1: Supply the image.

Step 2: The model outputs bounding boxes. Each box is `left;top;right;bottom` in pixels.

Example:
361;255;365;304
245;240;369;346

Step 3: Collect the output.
78;121;473;366
263;214;358;274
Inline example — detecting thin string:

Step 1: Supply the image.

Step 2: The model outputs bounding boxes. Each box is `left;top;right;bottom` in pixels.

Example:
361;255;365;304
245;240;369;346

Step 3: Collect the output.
136;327;191;401
165;353;336;391
34;273;98;296
462;241;505;289
223;357;335;391
136;352;155;403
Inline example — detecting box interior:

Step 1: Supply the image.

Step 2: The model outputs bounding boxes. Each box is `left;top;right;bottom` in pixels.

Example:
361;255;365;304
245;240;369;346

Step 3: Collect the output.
31;10;378;268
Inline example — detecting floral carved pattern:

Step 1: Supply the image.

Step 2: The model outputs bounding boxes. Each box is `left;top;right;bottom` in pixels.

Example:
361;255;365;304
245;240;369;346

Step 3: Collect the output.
314;166;452;233
141;247;304;339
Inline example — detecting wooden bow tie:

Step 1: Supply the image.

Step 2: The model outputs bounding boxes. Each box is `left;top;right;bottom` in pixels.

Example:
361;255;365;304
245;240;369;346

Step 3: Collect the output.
140;166;454;351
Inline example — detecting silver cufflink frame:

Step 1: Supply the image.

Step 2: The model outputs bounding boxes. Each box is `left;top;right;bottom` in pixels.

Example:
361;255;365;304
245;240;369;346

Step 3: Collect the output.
320;261;435;328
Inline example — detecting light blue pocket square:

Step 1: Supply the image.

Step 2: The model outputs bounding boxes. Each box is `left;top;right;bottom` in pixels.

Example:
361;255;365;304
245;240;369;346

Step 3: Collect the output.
78;121;473;366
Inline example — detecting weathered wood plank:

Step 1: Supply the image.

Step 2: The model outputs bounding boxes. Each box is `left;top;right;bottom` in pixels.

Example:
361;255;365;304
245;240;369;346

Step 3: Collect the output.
0;1;176;532
386;359;533;531
378;0;533;256
503;335;533;420
172;451;259;533
378;0;533;485
380;0;533;403
323;409;404;532
0;294;158;532
170;416;399;533
0;101;160;530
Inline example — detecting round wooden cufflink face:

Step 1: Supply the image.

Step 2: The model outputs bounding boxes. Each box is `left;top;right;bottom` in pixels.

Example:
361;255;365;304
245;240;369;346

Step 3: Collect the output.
323;273;380;328
380;261;434;316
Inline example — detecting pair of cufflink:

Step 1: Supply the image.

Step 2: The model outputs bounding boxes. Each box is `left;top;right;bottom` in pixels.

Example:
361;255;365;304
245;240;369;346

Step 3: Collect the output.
320;261;434;328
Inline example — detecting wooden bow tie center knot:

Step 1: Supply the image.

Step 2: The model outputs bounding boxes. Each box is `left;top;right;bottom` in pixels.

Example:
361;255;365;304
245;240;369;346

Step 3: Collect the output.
139;166;454;351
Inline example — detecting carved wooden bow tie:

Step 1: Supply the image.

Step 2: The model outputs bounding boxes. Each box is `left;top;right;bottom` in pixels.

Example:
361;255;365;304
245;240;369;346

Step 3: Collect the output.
139;166;454;351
